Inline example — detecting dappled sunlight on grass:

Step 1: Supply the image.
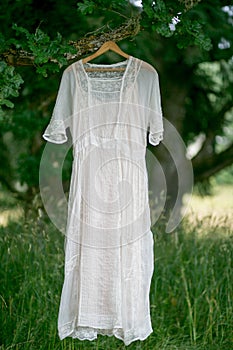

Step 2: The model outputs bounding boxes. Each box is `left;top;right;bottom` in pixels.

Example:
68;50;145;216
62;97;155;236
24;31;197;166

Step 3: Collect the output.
185;184;233;230
0;189;24;227
0;207;24;227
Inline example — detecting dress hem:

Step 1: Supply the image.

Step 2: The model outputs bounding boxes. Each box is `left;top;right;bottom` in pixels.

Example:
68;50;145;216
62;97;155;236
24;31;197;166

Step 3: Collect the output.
58;320;153;346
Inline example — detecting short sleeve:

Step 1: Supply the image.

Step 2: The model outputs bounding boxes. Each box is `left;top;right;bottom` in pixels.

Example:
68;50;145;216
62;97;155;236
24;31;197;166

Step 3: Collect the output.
43;67;75;144
148;70;164;146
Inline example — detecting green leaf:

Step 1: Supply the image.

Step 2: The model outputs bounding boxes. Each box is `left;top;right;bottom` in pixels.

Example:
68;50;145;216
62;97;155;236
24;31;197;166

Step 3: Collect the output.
77;0;96;15
0;60;24;109
1;99;14;108
155;22;173;37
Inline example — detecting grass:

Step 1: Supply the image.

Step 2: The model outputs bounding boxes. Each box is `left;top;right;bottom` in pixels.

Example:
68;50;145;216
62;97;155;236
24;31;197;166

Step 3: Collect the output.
0;186;233;349
186;184;233;228
0;190;24;227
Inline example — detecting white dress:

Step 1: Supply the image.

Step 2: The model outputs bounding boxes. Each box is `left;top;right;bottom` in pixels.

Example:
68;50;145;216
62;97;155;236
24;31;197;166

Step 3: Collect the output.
43;56;164;346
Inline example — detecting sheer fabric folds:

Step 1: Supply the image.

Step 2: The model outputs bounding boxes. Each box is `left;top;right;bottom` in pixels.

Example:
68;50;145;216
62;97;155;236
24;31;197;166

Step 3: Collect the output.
43;56;164;346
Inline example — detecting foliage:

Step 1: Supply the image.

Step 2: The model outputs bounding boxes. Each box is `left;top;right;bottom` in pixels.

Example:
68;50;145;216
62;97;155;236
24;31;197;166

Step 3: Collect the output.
214;164;233;185
0;61;24;116
184;60;233;140
12;24;73;76
77;0;96;15
0;0;232;203
0;214;232;349
0;0;223;111
142;0;212;50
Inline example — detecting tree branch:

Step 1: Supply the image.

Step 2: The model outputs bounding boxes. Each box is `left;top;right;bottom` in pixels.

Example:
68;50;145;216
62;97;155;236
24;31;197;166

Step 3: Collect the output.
191;98;233;180
0;16;141;67
181;0;202;10
193;142;233;182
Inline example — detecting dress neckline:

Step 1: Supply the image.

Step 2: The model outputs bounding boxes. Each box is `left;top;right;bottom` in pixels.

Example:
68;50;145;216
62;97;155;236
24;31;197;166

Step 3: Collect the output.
79;56;133;82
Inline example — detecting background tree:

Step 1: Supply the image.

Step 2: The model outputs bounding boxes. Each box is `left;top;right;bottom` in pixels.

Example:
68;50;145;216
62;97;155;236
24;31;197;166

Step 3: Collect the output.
0;0;232;218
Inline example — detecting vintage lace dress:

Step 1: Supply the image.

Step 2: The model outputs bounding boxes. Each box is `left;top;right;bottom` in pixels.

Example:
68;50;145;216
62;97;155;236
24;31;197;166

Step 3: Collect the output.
43;56;164;346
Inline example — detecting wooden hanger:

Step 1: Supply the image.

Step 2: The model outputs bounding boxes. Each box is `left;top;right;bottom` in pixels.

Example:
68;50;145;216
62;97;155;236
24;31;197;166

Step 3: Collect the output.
82;41;130;72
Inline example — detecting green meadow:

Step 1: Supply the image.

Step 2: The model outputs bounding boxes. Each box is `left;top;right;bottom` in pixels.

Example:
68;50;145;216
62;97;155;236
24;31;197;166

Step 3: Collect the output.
1;185;233;349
